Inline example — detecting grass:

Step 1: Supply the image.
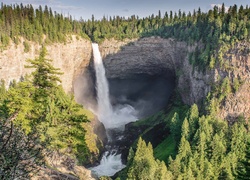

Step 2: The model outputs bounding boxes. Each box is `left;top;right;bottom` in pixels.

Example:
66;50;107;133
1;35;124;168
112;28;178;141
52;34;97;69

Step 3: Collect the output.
80;108;95;120
133;111;165;127
154;135;177;163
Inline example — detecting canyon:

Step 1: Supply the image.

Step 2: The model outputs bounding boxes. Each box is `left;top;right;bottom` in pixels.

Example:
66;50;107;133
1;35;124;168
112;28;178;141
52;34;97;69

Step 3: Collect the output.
1;36;250;125
1;36;250;179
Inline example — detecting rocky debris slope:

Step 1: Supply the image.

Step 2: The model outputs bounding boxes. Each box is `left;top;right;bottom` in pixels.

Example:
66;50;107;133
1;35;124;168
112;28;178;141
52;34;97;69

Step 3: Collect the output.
32;152;96;180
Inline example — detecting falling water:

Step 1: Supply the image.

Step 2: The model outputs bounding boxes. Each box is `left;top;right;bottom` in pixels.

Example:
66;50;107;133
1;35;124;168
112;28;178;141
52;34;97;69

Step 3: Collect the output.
90;43;137;177
92;43;113;128
92;43;137;129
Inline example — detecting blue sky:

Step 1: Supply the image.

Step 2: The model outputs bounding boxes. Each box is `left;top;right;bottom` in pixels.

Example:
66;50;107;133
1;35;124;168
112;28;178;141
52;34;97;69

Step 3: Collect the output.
2;0;250;20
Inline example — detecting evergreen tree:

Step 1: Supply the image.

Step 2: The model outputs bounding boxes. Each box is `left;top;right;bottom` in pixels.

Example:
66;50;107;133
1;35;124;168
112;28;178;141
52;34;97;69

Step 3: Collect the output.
188;104;199;138
26;46;62;101
127;137;171;180
170;112;181;140
0;115;43;179
237;138;250;179
181;118;190;140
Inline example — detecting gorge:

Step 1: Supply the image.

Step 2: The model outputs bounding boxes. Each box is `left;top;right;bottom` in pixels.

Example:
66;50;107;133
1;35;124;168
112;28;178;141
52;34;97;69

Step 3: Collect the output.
90;43;135;177
1;3;250;179
1;35;250;179
89;43;177;177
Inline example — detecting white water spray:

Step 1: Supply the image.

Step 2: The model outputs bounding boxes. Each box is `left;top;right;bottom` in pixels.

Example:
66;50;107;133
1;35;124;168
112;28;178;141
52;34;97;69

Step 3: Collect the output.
92;43;137;129
92;43;113;128
90;43;138;177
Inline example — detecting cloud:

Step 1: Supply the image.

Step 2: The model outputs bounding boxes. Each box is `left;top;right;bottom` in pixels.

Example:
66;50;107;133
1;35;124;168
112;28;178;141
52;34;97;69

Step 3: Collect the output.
123;9;129;12
211;4;229;12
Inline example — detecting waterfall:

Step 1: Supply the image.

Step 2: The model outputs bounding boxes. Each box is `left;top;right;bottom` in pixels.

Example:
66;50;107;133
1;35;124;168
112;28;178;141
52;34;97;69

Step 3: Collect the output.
92;43;114;128
92;43;137;130
90;43;137;177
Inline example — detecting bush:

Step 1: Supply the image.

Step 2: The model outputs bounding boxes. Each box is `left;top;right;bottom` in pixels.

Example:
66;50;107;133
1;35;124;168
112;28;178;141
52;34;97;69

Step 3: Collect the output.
23;41;30;53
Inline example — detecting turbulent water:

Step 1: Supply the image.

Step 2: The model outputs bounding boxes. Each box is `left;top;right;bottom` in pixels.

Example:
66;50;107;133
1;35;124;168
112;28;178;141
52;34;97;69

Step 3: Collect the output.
90;43;137;177
92;43;137;129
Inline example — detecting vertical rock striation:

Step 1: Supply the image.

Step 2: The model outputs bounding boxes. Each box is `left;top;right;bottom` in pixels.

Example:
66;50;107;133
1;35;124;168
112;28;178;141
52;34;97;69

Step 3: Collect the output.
99;37;212;106
0;35;92;93
99;37;250;121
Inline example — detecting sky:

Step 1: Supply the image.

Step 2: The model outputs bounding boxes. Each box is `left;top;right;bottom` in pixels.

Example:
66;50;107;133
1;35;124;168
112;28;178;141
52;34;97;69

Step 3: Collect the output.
2;0;250;20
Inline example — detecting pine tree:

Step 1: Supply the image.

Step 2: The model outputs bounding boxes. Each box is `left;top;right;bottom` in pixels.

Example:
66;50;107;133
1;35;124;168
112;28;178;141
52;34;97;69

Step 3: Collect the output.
170;112;181;140
188;104;199;138
237;138;250;179
26;46;62;101
127;137;171;180
181;118;190;140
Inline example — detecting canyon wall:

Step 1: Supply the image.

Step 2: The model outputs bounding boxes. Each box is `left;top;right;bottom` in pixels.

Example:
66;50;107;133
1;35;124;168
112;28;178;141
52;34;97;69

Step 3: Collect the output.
215;44;250;121
100;37;250;121
100;37;212;106
0;35;92;93
1;36;249;121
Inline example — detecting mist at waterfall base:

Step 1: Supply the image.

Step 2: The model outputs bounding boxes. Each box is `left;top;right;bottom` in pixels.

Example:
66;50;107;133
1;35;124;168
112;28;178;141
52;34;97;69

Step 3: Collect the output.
91;43;138;130
109;75;175;118
90;43;137;177
75;43;175;177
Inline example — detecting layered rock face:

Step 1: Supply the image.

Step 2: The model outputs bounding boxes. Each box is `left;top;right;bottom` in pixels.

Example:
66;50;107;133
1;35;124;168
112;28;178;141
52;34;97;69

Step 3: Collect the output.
1;35;249;122
0;36;92;93
100;37;212;106
215;45;250;121
100;37;250;121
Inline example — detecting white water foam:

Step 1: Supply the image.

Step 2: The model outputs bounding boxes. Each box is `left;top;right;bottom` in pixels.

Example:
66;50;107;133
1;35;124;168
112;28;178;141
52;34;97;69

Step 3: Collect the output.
90;151;126;177
90;43;138;177
92;43;137;129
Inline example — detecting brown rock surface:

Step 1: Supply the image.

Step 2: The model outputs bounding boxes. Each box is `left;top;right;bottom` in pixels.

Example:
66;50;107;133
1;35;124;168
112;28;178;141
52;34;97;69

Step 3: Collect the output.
1;35;249;123
0;36;92;93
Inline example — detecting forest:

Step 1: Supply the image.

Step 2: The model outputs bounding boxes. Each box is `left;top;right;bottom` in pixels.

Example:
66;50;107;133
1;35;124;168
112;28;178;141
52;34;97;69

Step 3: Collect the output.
0;2;250;180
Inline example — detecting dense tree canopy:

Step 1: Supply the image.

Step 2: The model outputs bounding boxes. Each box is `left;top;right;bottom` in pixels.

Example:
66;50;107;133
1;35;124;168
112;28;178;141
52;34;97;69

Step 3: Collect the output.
0;47;91;178
1;3;250;179
117;105;250;180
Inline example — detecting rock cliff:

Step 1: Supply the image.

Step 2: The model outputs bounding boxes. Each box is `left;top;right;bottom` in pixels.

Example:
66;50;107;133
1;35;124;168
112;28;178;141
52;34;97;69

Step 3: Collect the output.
100;37;212;106
0;35;92;93
99;37;250;121
215;43;250;121
1;35;249;124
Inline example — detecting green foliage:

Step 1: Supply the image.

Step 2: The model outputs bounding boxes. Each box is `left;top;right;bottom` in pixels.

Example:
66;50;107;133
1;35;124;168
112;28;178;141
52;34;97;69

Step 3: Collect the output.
236;136;250;179
99;176;112;180
154;135;176;163
0;47;91;167
2;79;35;134
23;41;30;52
0;80;43;179
26;46;62;100
233;77;241;92
40;86;90;161
0;115;43;179
167;107;249;180
170;112;181;140
0;4;88;44
0;80;7;101
219;77;232;101
118;103;249;180
0;34;10;48
127;137;172;180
